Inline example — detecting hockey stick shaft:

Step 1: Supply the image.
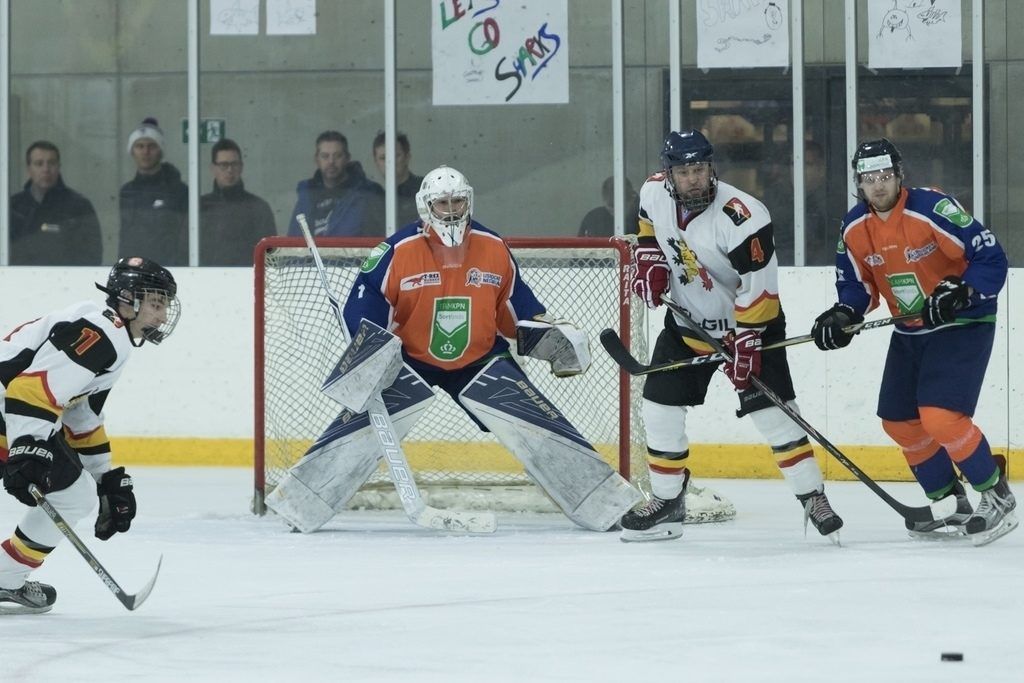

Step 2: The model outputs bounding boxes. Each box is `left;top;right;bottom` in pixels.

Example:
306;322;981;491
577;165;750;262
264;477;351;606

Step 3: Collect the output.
660;295;952;524
294;215;496;533
28;485;161;611
600;313;919;377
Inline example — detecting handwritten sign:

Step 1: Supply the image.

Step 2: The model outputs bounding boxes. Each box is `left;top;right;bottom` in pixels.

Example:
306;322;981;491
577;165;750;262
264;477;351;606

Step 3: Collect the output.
432;0;568;106
267;0;316;36
210;0;259;36
696;0;789;69
868;0;961;69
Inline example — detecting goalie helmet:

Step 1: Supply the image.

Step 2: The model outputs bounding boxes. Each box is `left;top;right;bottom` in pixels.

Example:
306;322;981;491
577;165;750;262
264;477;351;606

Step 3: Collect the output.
97;256;181;345
416;165;474;247
660;129;717;211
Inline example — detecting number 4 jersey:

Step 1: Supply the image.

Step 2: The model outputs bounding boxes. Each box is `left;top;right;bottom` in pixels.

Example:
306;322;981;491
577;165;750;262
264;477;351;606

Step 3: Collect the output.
0;301;132;460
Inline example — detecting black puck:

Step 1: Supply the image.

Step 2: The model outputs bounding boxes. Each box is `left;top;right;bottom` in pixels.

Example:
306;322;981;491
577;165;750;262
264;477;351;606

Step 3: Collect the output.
941;652;964;662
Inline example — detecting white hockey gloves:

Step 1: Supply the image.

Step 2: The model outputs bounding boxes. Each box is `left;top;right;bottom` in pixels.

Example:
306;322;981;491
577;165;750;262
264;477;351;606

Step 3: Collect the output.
516;319;592;377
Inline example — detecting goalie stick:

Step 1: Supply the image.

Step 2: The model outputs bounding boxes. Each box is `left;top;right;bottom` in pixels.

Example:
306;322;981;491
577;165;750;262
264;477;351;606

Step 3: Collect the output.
600;313;919;377
295;214;497;534
28;485;161;611
660;294;958;525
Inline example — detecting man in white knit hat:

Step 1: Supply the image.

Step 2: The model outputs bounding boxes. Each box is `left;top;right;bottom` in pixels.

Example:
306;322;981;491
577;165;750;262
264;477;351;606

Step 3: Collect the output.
118;117;189;265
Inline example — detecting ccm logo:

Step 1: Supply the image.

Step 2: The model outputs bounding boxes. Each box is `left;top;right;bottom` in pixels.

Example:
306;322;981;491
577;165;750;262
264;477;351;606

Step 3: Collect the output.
8;445;53;461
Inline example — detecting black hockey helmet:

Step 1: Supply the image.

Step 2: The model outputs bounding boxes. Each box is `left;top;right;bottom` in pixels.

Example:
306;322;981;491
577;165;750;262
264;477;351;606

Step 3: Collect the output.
97;256;181;345
851;138;903;180
660;129;717;210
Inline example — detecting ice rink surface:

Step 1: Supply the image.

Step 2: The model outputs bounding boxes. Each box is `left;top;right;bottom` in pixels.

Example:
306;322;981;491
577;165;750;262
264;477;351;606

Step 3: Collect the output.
3;467;1022;682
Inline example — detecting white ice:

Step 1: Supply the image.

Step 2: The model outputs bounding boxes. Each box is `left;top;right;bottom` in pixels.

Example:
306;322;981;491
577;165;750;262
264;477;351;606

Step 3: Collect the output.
3;467;1022;683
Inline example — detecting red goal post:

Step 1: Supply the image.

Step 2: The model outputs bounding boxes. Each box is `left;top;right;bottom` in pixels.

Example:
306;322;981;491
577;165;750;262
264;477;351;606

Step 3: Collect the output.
253;236;649;513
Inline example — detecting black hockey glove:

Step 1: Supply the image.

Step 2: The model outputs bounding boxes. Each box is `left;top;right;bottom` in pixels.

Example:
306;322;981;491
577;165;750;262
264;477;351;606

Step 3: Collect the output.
2;438;55;506
811;303;863;351
922;276;970;329
95;467;136;540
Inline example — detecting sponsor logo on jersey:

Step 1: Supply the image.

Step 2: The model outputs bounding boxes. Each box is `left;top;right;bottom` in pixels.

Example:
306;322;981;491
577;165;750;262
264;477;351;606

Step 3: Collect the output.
666;237;713;291
933;198;974;228
722;198;751;226
887;272;925;314
836;237;846;254
429;297;471;361
864;253;884;266
904;242;938;263
465;268;502;288
400;272;441;290
360;243;391;273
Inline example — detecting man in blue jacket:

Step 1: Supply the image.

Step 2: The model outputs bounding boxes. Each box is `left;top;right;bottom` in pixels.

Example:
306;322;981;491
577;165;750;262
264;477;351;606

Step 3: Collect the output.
287;130;384;238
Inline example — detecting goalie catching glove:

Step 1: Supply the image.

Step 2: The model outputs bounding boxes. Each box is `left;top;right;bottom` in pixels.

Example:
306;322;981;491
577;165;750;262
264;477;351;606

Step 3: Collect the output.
95;467;137;540
516;319;591;377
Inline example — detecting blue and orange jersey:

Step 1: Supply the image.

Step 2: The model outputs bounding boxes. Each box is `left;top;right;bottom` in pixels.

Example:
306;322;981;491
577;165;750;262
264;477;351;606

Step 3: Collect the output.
835;187;1007;331
343;220;546;373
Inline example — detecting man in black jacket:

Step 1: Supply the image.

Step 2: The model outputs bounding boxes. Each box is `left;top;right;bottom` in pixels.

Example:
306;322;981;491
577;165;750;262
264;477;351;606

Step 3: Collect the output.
118;118;189;265
199;139;277;265
10;141;102;265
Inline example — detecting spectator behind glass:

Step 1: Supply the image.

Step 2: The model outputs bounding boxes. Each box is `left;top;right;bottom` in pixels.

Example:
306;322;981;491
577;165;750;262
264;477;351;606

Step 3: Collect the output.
371;131;424;227
287;130;384;237
9;140;102;265
118;117;189;265
199;139;277;266
762;140;833;266
578;176;639;237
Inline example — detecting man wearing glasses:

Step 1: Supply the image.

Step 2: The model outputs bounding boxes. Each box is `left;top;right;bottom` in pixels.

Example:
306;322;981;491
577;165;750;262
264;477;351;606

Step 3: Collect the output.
199;139;276;265
811;138;1014;545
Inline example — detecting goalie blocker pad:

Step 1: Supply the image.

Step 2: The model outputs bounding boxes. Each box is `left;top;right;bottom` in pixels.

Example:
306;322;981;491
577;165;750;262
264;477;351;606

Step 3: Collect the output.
265;366;435;533
321;319;404;413
516;320;592;377
459;357;641;530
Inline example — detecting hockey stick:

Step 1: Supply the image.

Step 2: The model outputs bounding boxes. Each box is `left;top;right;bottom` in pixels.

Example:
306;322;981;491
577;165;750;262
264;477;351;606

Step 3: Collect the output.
600;313;919;377
295;214;496;533
28;485;161;611
660;295;957;524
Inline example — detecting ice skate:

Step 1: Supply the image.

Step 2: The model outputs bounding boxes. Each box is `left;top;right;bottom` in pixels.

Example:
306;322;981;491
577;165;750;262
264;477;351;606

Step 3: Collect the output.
906;479;972;541
797;488;843;543
964;474;1017;547
0;581;56;615
620;470;688;542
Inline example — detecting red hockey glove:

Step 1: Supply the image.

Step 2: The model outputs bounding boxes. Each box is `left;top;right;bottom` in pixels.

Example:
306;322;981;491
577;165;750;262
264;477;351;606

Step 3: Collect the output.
723;329;762;391
631;237;670;309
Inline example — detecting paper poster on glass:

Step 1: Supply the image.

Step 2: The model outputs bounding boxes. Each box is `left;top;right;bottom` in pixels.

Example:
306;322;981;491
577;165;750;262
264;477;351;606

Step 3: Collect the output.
432;0;569;106
868;0;962;69
696;1;789;69
210;0;259;35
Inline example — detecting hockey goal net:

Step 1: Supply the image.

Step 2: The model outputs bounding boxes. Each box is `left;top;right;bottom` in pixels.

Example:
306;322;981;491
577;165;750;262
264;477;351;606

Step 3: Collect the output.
253;236;733;521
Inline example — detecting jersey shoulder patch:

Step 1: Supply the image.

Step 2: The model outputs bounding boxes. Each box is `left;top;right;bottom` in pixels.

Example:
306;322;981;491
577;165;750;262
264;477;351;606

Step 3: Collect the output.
360;242;392;273
49;318;118;374
722;197;752;226
931;196;974;228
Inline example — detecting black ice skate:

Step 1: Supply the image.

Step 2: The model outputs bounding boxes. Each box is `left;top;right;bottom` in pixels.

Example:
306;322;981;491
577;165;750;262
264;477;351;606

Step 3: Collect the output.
797;488;843;541
964;474;1017;547
0;581;56;615
619;470;689;543
906;479;972;541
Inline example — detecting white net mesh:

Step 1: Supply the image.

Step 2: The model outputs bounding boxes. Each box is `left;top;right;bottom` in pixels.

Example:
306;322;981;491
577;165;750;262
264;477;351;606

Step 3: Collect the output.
255;238;650;511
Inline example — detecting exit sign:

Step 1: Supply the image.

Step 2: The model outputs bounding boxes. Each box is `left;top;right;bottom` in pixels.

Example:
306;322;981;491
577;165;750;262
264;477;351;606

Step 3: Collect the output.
181;118;226;143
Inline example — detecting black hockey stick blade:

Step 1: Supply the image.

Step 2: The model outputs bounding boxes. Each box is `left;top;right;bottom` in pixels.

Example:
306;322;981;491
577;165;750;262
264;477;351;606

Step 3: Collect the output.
599;329;649;375
658;295;956;525
29;485;162;610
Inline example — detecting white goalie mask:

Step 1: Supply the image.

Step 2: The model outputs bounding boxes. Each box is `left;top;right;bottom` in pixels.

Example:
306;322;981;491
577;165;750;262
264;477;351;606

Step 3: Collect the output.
416;165;474;247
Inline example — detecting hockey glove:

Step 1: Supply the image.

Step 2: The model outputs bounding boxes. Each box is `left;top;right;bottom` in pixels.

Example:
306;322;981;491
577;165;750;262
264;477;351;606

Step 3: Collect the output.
95;467;136;540
723;329;762;391
2;438;55;506
631;237;670;309
922;276;970;329
811;303;863;351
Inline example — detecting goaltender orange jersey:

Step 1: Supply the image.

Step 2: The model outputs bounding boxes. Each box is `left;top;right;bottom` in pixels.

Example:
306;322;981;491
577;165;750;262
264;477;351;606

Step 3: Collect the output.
343;221;546;372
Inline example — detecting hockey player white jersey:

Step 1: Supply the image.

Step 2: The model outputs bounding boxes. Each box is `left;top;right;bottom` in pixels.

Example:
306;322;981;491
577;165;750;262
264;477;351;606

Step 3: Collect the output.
637;173;781;350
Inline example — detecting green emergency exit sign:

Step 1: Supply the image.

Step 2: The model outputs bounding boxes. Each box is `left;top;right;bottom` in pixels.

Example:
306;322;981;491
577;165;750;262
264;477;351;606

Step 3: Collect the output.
181;118;226;143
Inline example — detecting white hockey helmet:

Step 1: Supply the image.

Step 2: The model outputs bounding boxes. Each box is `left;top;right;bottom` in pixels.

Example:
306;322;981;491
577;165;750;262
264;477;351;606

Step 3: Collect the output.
416;165;474;247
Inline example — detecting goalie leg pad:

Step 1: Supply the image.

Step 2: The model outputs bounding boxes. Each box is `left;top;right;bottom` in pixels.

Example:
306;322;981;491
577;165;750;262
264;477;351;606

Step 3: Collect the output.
321;319;404;413
459;358;641;530
266;367;435;533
